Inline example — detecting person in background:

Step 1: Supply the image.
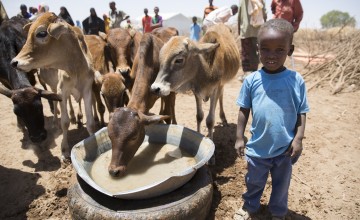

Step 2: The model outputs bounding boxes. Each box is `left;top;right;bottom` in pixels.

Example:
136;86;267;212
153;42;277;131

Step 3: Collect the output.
29;3;49;21
142;8;152;33
103;14;110;34
190;16;201;41
82;8;105;35
202;4;238;32
58;6;74;26
109;1;126;29
29;7;38;15
17;4;31;19
234;19;309;220
151;6;162;30
203;0;218;20
237;0;266;81
271;0;303;32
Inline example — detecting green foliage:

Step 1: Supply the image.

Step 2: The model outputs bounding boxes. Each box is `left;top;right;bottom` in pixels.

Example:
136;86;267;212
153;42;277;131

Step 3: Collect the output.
320;10;356;28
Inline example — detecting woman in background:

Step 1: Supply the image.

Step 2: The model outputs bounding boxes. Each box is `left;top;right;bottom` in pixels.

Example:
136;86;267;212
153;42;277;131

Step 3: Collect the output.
59;6;74;26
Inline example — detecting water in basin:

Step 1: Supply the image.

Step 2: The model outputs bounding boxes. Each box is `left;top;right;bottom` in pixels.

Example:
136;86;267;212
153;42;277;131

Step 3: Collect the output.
90;142;197;194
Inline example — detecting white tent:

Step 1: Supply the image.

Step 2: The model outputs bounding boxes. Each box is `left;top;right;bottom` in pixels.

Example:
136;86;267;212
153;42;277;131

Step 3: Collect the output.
133;13;192;36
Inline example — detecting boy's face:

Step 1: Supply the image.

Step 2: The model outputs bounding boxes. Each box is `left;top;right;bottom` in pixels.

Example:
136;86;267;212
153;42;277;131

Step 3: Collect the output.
258;29;294;73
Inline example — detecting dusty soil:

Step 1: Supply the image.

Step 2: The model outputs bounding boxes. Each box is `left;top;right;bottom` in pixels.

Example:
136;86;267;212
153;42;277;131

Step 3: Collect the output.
1;61;359;219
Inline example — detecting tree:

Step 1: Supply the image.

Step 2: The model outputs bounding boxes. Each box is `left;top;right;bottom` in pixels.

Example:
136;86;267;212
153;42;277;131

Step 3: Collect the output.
320;10;356;29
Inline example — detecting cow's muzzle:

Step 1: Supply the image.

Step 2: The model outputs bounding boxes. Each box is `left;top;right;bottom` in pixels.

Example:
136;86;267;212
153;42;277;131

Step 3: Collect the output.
30;130;47;143
108;165;127;177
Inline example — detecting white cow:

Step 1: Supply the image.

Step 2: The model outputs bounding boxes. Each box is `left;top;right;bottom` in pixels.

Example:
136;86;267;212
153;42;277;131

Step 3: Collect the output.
11;12;96;161
151;23;240;139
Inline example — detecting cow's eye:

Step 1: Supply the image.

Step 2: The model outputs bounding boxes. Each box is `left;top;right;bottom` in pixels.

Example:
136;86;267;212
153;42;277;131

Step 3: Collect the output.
174;58;184;64
36;31;48;38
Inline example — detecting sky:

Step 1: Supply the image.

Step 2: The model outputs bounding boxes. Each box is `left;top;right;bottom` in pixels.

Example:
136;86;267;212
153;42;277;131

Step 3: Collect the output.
2;0;360;29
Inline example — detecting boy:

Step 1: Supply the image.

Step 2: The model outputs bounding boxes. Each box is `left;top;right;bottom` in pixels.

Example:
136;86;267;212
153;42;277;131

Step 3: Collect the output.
234;19;309;220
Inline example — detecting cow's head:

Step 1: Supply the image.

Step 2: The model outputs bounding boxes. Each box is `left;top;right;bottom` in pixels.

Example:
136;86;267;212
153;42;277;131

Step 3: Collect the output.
95;72;129;120
0;84;62;142
107;107;169;177
107;28;141;78
150;36;219;96
11;12;73;72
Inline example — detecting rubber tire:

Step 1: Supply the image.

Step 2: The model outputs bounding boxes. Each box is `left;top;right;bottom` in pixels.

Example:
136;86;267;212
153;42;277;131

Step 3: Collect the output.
68;166;213;220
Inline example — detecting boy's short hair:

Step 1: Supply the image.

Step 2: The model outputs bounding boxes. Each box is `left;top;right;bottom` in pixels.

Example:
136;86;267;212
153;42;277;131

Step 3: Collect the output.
258;19;294;43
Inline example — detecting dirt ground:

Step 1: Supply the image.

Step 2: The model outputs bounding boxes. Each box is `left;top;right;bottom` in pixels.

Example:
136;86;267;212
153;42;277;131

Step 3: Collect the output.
0;57;360;220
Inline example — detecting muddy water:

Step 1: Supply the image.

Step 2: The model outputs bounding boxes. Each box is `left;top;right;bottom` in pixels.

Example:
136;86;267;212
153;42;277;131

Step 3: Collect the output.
90;142;197;193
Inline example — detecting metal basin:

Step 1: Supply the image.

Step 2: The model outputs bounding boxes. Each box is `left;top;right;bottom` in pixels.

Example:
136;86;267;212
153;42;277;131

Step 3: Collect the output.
71;124;215;199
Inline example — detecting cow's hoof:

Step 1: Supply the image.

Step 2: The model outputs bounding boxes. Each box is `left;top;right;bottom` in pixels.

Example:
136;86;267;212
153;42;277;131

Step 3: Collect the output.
61;155;71;164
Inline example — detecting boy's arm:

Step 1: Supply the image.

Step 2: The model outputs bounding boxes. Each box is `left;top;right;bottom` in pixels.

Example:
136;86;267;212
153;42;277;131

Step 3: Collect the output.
235;107;250;157
289;113;306;158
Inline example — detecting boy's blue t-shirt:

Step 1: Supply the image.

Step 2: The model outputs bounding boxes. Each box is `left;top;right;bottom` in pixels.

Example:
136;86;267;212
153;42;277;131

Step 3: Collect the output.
236;68;310;158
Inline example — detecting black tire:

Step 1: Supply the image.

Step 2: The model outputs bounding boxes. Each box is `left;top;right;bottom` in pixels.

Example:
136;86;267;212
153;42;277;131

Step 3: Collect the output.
68;166;213;220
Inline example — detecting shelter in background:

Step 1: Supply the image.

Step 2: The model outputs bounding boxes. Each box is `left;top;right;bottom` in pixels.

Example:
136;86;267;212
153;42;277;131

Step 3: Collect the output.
133;13;192;36
0;0;9;24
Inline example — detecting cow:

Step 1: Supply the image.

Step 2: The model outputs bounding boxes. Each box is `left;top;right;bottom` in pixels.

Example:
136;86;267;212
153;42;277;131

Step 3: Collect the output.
106;28;142;77
0;16;61;143
107;34;171;177
151;23;241;139
86;33;130;121
151;27;179;43
11;12;97;161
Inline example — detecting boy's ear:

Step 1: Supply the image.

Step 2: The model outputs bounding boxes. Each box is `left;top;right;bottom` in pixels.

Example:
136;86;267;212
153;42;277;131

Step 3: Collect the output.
288;44;294;56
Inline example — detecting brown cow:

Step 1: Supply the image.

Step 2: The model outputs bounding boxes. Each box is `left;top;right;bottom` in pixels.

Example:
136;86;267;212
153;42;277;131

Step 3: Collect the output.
151;27;178;43
107;34;170;177
151;23;241;139
106;28;142;77
11;12;97;161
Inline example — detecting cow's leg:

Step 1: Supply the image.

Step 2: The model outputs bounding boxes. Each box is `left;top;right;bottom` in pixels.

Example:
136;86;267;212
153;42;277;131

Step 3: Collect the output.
59;92;71;161
206;87;221;140
160;93;177;124
218;85;228;126
38;73;55;114
83;82;96;135
195;94;204;133
68;96;77;124
77;100;83;128
92;92;100;124
93;83;106;127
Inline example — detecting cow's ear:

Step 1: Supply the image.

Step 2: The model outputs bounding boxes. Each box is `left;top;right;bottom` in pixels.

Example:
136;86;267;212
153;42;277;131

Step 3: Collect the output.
47;23;67;40
190;42;220;54
94;71;103;84
0;83;13;98
98;32;107;41
138;112;170;125
23;22;32;35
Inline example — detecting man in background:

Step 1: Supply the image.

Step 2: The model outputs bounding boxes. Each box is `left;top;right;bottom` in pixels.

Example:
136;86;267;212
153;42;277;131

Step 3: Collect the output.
238;0;266;81
142;8;152;33
203;0;218;20
271;0;303;32
203;4;238;32
17;4;31;19
190;16;201;41
109;1;126;29
151;6;163;30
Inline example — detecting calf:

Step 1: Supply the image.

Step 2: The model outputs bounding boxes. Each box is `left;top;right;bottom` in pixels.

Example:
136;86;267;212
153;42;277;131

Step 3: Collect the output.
11;12;97;160
0;16;61;143
151;23;240;139
107;34;170;177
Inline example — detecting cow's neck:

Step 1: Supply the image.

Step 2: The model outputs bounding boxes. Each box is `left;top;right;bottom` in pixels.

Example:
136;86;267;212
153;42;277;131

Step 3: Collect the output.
56;34;93;76
10;70;31;90
191;54;217;99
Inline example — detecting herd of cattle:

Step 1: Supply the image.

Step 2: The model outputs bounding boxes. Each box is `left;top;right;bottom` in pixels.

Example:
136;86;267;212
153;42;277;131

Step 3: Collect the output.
0;12;240;177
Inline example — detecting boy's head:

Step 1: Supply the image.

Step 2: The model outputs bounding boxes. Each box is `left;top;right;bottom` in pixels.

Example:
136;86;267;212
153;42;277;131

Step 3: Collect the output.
192;16;197;23
257;19;295;72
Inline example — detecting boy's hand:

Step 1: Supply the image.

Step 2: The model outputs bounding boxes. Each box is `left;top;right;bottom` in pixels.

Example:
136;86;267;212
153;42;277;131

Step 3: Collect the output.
235;138;245;158
286;139;303;162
